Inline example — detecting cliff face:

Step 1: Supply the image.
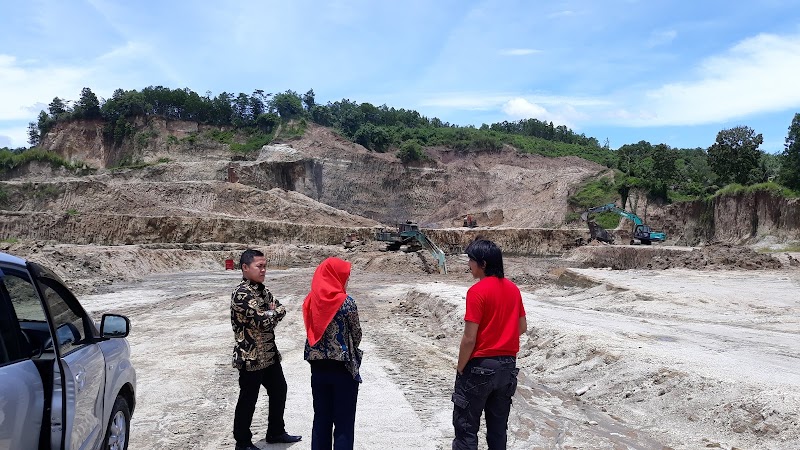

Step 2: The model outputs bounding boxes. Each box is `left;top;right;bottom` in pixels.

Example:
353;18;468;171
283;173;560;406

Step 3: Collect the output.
228;125;607;228
39;117;229;168
26;118;800;246
40;119;111;168
661;192;800;245
34;119;606;228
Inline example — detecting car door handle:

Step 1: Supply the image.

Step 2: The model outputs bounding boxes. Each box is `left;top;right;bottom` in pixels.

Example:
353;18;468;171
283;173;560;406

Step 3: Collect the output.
75;370;86;392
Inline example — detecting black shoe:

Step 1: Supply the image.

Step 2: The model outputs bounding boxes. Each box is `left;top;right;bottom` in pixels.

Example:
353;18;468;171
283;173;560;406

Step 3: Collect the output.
265;432;302;444
235;444;260;450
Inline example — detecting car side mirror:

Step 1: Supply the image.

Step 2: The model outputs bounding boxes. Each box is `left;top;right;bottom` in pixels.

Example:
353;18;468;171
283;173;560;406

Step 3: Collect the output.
100;314;130;338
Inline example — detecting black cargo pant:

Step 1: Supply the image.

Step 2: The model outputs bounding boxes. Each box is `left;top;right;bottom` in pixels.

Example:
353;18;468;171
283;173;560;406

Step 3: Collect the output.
233;362;288;446
451;356;519;450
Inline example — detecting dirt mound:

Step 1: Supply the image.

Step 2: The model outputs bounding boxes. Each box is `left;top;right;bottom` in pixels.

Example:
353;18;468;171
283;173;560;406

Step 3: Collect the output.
0;239;454;295
647;243;783;270
0;178;379;227
566;244;783;270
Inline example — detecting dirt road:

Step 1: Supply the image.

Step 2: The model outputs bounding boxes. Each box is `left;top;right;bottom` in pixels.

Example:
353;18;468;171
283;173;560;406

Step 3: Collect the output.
78;263;800;450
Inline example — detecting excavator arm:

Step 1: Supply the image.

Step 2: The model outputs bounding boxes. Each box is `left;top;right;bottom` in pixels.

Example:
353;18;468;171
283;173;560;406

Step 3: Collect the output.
410;231;448;274
582;203;666;244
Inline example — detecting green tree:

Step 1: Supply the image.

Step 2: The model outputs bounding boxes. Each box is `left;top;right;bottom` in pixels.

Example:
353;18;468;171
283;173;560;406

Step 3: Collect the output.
302;89;315;111
310;104;334;126
707;126;764;185
209;92;234;125
359;102;382;125
648;143;678;198
330;99;365;136
48;97;68;119
249;90;267;118
758;153;781;183
255;113;280;133
27;122;40;147
231;93;251;127
779;113;800;190
615;140;655;177
271;90;304;119
651;144;677;184
397;140;425;163
353;123;391;152
74;87;101;119
36;110;55;138
674;147;715;196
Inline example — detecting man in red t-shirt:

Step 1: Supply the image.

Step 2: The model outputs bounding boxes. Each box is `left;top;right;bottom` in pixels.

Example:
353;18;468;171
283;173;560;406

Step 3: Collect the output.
452;239;526;450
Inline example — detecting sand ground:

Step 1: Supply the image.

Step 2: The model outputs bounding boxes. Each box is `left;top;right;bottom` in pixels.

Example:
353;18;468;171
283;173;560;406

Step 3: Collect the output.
76;257;800;450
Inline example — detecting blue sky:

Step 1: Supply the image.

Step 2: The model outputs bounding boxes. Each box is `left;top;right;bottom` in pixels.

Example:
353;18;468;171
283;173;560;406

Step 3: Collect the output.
2;0;800;153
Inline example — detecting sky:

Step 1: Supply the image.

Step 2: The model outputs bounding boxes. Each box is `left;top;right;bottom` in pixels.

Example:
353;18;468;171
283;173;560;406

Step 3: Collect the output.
2;0;800;153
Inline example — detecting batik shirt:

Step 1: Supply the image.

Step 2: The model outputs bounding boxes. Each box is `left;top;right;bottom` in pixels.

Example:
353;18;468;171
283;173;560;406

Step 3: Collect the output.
304;295;363;382
231;278;287;371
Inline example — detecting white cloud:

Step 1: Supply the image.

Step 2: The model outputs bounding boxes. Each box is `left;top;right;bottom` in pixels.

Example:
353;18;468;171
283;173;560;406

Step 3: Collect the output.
501;98;577;128
499;48;542;56
647;29;677;47
547;10;575;19
0;55;90;121
627;32;800;126
420;92;610;110
502;98;548;118
419;93;513;110
0;125;29;148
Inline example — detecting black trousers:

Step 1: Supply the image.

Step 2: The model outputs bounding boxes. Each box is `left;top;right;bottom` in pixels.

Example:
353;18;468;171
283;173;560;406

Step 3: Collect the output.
310;361;359;450
451;356;519;450
233;362;288;446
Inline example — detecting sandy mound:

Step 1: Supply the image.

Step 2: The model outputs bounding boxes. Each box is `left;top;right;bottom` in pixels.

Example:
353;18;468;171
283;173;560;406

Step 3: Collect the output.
566;243;783;270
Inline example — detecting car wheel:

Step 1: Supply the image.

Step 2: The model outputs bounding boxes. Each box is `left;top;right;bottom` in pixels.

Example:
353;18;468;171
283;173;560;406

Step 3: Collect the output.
104;396;130;450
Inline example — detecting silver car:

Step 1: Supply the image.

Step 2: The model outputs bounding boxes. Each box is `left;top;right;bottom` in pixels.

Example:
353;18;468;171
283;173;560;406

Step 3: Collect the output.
0;252;136;450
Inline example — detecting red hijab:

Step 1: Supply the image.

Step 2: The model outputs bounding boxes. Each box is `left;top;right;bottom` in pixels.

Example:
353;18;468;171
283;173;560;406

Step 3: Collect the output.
303;257;351;346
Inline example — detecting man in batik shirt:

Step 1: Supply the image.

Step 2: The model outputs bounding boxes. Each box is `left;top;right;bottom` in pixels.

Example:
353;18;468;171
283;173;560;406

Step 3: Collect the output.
231;249;301;450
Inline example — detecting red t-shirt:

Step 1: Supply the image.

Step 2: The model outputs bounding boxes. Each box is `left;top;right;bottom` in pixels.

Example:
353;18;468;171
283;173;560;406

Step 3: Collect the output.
464;276;525;358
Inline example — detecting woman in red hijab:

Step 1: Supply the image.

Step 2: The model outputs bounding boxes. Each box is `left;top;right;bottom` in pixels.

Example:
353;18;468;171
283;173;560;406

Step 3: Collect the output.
303;257;363;450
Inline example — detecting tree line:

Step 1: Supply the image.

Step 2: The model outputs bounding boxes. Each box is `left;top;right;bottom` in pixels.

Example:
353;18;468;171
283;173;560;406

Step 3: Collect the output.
17;86;800;201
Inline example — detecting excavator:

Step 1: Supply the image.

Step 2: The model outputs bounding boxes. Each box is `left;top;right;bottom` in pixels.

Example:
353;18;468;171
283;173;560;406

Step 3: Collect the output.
463;214;478;228
375;221;448;274
581;203;666;245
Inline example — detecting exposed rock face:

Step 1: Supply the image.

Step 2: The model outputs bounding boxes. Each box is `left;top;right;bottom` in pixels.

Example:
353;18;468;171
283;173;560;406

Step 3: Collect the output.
40;119;110;168
40;117;232;168
19;118;800;249
231;126;607;227
37;119;606;229
659;192;800;245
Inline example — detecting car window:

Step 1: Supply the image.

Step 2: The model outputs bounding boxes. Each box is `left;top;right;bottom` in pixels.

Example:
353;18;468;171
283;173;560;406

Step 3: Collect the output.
5;271;47;322
3;267;88;356
0;269;46;363
37;278;87;355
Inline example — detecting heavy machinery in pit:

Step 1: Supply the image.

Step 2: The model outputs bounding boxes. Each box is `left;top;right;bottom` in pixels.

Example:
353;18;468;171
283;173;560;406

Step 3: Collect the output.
375;221;448;274
462;214;478;228
581;203;666;245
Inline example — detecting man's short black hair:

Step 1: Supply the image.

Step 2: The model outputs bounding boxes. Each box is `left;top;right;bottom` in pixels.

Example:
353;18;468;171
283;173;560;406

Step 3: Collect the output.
465;239;504;278
240;249;264;267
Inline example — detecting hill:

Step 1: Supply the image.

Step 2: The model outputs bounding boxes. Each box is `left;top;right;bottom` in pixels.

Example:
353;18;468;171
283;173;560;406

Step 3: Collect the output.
20;118;608;230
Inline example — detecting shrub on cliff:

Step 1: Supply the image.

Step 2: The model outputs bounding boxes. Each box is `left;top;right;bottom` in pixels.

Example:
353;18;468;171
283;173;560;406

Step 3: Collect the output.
0;148;87;173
